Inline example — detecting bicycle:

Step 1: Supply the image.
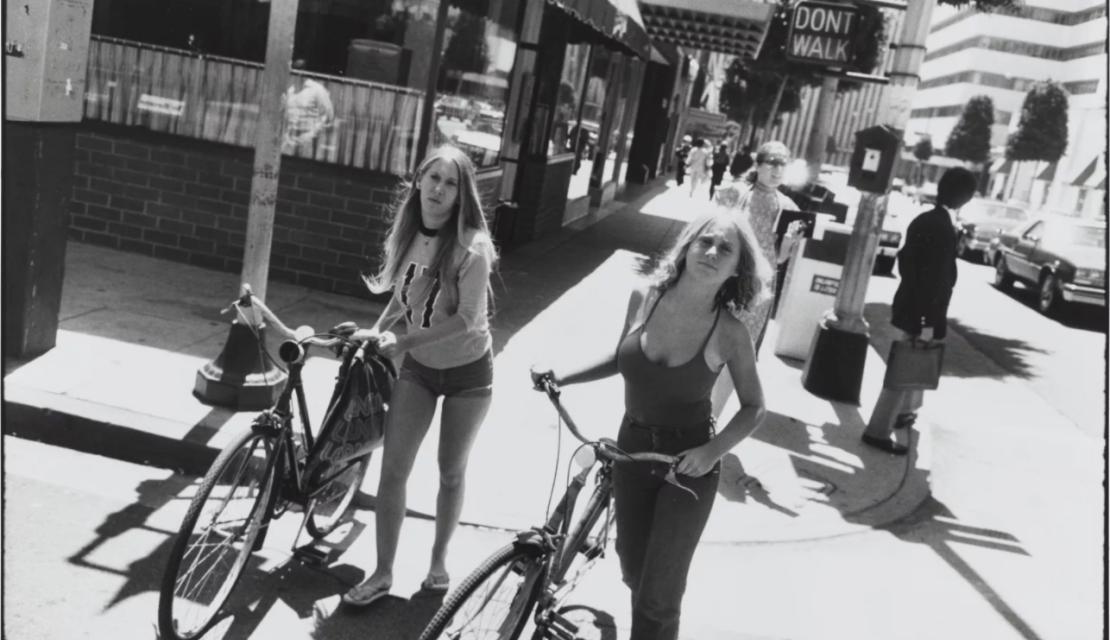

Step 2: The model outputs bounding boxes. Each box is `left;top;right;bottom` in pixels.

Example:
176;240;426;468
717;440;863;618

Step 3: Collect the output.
158;289;395;640
417;373;695;640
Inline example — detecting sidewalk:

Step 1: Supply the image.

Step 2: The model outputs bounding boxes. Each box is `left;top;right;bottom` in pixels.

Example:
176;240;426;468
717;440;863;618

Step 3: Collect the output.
5;179;929;544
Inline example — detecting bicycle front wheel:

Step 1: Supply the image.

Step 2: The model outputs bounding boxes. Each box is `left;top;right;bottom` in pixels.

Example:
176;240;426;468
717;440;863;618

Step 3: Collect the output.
305;453;370;538
419;543;546;640
158;428;277;640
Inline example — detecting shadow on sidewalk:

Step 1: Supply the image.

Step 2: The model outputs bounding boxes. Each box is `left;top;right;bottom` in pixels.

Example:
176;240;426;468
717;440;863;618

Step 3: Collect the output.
490;196;683;356
864;302;1045;380
881;494;1040;640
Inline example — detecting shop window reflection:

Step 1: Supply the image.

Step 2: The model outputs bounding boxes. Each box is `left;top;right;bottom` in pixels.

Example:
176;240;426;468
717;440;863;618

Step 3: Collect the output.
432;0;519;170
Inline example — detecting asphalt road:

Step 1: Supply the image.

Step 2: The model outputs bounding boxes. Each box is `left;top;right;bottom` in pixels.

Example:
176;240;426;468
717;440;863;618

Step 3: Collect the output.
944;257;1106;438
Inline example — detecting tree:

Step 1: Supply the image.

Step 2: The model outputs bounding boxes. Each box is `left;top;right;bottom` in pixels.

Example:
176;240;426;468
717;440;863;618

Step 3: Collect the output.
945;95;994;163
1006;81;1068;162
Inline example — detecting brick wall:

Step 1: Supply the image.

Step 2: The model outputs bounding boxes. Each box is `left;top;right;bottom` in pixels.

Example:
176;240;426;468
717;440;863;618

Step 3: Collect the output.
68;124;504;297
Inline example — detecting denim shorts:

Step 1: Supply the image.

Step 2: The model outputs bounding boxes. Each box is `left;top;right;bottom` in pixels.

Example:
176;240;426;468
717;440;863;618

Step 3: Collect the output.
399;350;493;398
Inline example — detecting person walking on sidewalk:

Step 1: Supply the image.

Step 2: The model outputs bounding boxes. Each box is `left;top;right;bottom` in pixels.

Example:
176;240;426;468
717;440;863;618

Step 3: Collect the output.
861;167;977;455
713;141;797;351
532;209;770;640
341;144;498;606
708;142;731;201
685;139;711;198
674;135;692;186
730;143;754;179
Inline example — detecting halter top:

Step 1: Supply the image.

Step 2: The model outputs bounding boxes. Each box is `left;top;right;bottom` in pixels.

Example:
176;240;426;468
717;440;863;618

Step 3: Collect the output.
616;290;721;429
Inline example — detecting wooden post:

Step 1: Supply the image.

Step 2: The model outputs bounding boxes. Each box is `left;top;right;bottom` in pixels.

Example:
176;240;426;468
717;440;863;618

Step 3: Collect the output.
240;0;298;303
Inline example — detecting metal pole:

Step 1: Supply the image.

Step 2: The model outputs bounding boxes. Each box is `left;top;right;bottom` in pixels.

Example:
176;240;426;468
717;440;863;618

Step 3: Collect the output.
828;0;935;334
804;75;840;182
240;0;299;303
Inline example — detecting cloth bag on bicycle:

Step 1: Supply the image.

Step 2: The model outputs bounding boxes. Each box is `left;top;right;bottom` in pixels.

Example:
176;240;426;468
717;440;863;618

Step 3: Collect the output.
305;343;396;481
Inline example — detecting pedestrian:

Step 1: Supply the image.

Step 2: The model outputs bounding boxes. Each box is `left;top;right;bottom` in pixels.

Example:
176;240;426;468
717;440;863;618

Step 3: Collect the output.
709;142;730;200
730;144;754;179
685;139;710;198
674;135;692;186
713;141;798;352
282;58;334;156
861;167;977;455
341;144;498;606
531;208;770;640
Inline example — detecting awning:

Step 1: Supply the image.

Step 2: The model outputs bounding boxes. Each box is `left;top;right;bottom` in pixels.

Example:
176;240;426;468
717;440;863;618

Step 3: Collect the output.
545;0;652;60
1070;156;1101;186
640;0;776;59
1036;160;1058;181
993;158;1013;174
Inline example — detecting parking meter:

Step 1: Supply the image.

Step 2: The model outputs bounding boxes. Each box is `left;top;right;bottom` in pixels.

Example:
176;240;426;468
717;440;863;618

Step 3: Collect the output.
847;125;900;194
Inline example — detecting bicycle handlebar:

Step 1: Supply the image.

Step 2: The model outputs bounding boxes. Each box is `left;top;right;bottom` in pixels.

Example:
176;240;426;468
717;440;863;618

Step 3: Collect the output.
532;375;678;467
224;286;365;355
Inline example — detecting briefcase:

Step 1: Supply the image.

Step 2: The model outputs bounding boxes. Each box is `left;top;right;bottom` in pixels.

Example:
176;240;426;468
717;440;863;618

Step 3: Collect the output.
882;339;945;391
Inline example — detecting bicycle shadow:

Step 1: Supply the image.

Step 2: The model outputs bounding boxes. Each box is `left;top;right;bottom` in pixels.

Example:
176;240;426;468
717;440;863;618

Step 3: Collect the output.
309;587;444;640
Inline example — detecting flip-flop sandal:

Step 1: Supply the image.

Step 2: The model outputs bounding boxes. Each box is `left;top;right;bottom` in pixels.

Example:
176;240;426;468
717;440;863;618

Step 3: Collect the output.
861;433;909;456
342;579;391;607
420;574;450;593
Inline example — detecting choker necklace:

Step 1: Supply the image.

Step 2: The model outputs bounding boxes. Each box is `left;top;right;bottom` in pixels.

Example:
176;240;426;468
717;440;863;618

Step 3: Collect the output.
418;221;440;237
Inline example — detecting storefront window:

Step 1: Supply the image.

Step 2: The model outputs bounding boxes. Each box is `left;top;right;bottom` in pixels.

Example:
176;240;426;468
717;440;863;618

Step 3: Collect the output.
567;45;611;201
610;58;643;184
431;0;520;169
551;43;590;157
84;0;442;176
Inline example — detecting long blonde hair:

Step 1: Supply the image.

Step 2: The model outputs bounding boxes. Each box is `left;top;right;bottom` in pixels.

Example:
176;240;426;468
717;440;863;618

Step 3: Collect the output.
365;145;497;301
643;210;772;312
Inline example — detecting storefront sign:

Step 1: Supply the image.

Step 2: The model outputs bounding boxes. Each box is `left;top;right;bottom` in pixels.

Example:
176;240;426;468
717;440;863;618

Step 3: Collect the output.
810;274;840;295
137;94;185;117
787;1;861;67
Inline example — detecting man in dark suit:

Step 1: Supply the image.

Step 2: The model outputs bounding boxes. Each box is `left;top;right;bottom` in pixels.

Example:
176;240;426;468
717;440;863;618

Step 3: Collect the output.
674;135;692;186
862;167;978;455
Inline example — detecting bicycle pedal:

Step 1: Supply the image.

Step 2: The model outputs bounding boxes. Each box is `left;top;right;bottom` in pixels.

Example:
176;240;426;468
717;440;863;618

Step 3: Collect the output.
542;610;580;640
293;544;329;566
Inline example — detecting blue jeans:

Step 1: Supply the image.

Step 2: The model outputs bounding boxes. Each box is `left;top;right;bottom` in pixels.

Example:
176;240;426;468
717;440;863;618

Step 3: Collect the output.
613;416;719;640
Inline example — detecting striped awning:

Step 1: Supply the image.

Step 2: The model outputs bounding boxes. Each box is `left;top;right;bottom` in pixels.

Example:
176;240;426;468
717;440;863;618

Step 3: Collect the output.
640;0;775;60
1070;156;1100;186
1036;160;1058;181
545;0;652;59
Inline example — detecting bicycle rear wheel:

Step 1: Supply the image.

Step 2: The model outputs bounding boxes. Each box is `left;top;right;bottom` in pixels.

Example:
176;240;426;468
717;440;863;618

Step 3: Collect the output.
158;428;277;640
419;543;546;640
305;453;370;538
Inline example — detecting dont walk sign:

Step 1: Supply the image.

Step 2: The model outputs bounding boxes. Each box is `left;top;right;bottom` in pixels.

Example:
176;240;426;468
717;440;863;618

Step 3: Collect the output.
787;1;862;67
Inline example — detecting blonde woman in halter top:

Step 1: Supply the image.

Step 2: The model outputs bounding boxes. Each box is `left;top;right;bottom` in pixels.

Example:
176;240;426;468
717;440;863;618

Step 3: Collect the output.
532;209;771;640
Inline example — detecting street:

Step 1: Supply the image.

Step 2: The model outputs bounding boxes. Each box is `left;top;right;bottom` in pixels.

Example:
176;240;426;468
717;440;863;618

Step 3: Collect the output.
4;192;1104;639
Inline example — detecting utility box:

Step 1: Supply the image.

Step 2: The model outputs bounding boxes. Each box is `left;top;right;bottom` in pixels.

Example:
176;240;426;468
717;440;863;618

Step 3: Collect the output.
847;125;900;194
5;0;95;122
774;224;851;359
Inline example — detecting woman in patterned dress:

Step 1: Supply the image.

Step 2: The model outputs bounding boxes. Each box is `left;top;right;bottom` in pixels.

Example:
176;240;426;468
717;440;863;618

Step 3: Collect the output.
713;141;798;350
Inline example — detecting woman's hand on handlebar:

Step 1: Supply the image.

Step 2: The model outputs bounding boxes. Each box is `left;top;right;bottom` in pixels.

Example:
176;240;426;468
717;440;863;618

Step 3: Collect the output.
675;443;719;478
530;365;557;390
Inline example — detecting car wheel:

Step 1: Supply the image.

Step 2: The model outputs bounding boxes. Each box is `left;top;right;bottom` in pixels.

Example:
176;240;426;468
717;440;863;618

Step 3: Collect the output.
1038;273;1062;316
993;256;1014;291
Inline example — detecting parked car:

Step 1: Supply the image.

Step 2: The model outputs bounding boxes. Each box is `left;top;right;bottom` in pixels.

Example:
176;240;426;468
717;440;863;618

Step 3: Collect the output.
990;216;1107;315
872;190;920;275
955;199;1031;263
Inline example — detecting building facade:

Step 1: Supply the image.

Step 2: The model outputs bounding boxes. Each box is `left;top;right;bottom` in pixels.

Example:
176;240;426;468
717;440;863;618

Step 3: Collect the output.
908;0;1107;216
65;0;655;297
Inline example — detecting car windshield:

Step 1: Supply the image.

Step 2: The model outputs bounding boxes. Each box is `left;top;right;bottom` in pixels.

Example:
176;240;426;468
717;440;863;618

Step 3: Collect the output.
1043;223;1106;249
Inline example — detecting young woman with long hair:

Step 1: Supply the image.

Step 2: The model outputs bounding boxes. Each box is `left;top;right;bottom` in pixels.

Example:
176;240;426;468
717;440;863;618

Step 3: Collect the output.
532;209;771;640
341;145;498;606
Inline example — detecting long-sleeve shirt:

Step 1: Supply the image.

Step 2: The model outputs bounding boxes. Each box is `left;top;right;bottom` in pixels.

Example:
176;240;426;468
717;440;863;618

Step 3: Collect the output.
392;230;494;368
